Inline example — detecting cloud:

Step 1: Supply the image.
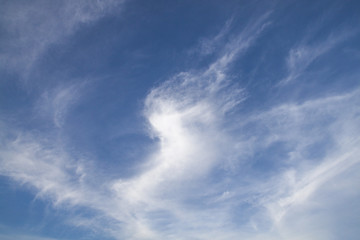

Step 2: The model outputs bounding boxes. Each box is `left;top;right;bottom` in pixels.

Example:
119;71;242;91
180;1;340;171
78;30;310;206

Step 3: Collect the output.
0;0;124;79
240;89;360;239
1;9;360;240
35;82;87;128
107;13;272;239
279;30;353;85
0;132;83;205
0;14;271;239
191;18;234;56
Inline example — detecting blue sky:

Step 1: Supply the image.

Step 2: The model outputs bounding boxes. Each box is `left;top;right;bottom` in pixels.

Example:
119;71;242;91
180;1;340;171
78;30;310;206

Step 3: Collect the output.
1;0;360;239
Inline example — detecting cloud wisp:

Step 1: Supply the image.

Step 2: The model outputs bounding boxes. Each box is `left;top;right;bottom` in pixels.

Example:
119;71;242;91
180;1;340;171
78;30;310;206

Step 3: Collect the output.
252;90;360;233
35;82;86;128
0;0;124;80
279;30;353;85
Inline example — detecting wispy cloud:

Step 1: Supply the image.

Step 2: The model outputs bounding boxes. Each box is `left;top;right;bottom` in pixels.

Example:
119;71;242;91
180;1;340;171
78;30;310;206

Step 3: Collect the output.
0;132;84;205
108;13;272;239
35;82;87;128
235;88;360;239
279;30;353;85
191;18;234;56
0;14;271;239
0;0;124;79
263;92;359;202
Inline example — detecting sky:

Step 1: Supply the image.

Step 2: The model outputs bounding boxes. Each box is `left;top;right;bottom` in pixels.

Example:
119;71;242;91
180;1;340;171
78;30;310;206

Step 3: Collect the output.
0;0;360;239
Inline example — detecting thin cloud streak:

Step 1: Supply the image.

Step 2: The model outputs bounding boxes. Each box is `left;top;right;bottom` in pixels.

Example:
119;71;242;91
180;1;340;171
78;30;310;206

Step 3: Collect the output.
279;30;353;85
35;83;86;128
192;18;234;56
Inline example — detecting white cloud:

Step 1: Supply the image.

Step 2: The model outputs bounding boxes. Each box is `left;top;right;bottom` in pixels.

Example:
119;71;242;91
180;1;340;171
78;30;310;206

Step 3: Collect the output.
279;30;353;85
34;80;89;128
1;10;360;240
107;14;272;238
0;0;124;79
0;14;271;239
191;18;234;56
35;83;85;128
0;133;82;205
240;89;360;239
